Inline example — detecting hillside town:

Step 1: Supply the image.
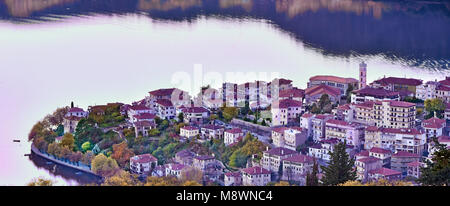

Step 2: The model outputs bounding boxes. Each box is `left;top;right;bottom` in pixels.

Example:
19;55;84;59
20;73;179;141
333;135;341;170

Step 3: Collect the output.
31;62;450;186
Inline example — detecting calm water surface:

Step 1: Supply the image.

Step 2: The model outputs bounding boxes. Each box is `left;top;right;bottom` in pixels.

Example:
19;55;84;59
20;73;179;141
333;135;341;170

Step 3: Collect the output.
0;0;449;185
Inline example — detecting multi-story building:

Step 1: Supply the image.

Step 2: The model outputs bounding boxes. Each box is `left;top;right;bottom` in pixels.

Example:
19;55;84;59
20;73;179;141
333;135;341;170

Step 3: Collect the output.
182;106;210;125
325;119;365;149
131;113;156;123
155;99;176;120
180;126;200;139
445;103;450;120
435;84;450;103
193;155;216;171
261;147;298;173
355;157;382;182
146;88;190;110
307;75;359;96
351;87;400;104
128;104;154;121
353;101;375;125
428;136;450;159
271;99;303;126
134;121;156;138
200;125;225;140
310;114;334;142
364;126;426;155
300;113;314;137
370;77;423;95
391;151;421;176
130;154;158;175
279;87;305;102
165;163;186;179
422;117;446;140
416;80;440;100
369;147;392;168
304;84;342;105
334;104;354;122
407;161;425;179
224;128;244;146
271;127;306;150
373;100;416;129
175;149;195;166
368;168;402;182
307;138;354;163
66;107;88;118
222;82;239;107
63;116;83;134
224;172;242;186
281;154;314;185
242;166;271;186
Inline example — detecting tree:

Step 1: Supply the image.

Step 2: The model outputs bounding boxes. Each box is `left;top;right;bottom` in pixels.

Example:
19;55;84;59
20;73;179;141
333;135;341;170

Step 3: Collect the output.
47;142;60;156
55;124;64;137
318;94;331;110
91;153;120;177
229;150;248;168
274;181;290;186
111;142;135;167
102;171;141;186
145;176;181;186
424;98;446;118
81;151;94;166
60;133;75;150
182;180;202;186
346;84;354;103
27;177;55;186
149;128;161;137
418;138;450;186
34;137;48;152
69;151;83;164
180;167;203;184
28;121;45;141
306;159;319;186
46;107;70;126
339;179;413;186
178;112;184;123
222;107;239;122
81;141;92;152
320;142;356;186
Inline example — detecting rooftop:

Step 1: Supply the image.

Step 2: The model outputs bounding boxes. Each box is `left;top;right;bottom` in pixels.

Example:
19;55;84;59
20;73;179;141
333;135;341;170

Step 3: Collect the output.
156;99;174;107
369;167;402;176
373;77;423;86
422;117;446;129
149;88;176;97
309;75;358;84
225;128;243;134
282;154;314;164
392;151;420;158
305;84;341;97
370;147;392;155
353;87;399;97
264;147;297;156
130;154;157;164
357;157;381;164
242;166;271;175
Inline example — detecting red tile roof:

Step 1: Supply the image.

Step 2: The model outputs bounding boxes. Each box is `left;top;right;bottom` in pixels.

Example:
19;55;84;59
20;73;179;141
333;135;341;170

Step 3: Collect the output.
265;147;297;156
326;119;351;127
320;138;340;145
130;104;150;111
374;77;422;86
438;136;450;143
314;114;333;120
353;87;399;97
225;128;243;134
301;113;314;118
369;147;392;155
368;127;423;135
279;88;305;98
149;88;176;97
309;75;358;84
156;99;174;107
181;126;199;131
337;104;351;110
392;151;420;158
357;157;381;164
272;127;289;133
305;84;341;97
134;120;155;127
277;99;302;108
374;100;415;108
437;84;450;91
369;167;401;176
282;154;314;164
135;113;156;120
356;150;370;157
407;161;424;168
182;107;209;113
225;172;241;178
242;166;271;175
64;116;83;121
168;163;186;171
355;101;375;108
68;107;84;113
439;77;450;86
130;154;157;164
422;117;446;129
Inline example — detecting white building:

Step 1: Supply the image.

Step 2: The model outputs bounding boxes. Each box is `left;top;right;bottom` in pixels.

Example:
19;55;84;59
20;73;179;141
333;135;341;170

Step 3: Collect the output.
325;119;365;149
261;147;298;173
130;154;158;175
271;99;303;126
180;126;200;139
224;172;242;186
224;128;244;146
156;99;176;120
242;166;271;186
422;117;446;139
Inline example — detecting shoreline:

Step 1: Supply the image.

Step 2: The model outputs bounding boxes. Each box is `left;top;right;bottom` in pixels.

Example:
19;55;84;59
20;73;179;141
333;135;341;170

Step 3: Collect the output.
30;143;103;180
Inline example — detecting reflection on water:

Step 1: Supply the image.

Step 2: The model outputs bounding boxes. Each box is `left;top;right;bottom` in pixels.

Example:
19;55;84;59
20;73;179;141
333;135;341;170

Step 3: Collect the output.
29;153;102;185
0;0;448;70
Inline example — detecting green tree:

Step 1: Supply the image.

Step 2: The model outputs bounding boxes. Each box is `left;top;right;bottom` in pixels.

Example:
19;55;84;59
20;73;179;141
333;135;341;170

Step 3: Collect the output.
306;159;319;186
418;138;450;186
424;98;446;118
320;141;356;186
346;84;354;103
55;124;64;136
222;107;239;122
229;150;248;168
81;141;92;152
178;112;184;123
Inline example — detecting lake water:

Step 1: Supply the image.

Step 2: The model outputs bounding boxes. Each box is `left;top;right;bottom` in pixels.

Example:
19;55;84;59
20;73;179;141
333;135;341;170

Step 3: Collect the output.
0;0;449;185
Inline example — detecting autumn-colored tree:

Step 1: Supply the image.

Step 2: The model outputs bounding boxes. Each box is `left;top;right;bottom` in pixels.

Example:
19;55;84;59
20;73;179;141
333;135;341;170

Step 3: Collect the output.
182;181;202;186
180;167;203;184
81;141;92;152
47;142;60;156
69;151;83;163
91;153;120;177
34;136;48;152
45;107;70;126
424;98;446;118
27;177;55;186
339;179;413;186
144;176;181;186
222;106;239;122
60;133;75;150
28;121;45;141
102;171;142;186
274;181;290;186
111;142;135;167
81;151;94;166
60;146;73;160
